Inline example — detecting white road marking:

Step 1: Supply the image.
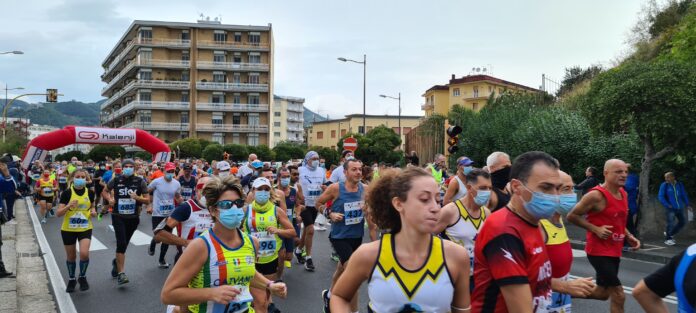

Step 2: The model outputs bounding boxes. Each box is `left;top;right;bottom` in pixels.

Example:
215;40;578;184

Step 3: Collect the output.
568;274;678;304
108;225;153;246
75;236;108;252
572;249;587;258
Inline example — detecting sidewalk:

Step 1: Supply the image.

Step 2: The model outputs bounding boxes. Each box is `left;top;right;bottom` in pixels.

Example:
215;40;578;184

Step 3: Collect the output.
0;198;57;313
566;221;696;265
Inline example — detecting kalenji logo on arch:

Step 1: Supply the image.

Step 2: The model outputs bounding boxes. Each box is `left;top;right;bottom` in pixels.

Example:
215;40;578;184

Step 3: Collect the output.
77;131;100;140
74;127;137;144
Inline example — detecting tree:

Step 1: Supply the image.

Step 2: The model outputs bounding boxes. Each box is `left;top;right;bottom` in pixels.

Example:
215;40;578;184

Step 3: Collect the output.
556;65;603;97
55;150;86;162
272;141;306;162
133;151;152;161
202;144;224;162
581;59;696;235
248;145;274;161
87;145;126;161
169;138;202;159
335;126;402;166
0;127;28;156
222;144;249;162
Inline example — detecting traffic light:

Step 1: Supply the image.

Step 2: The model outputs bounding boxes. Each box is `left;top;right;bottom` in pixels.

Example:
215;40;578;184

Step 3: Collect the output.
446;125;462;154
46;89;58;103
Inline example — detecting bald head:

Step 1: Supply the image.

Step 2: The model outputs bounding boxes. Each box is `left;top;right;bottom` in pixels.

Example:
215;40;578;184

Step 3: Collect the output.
604;159;626;172
248;154;258;162
559;170;574;194
604;159;628;188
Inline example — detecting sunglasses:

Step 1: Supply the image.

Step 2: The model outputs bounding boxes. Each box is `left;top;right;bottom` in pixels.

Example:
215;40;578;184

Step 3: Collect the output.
216;199;245;210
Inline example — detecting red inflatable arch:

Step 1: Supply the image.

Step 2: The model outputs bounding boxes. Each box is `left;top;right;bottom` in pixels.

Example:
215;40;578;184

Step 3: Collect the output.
20;125;171;169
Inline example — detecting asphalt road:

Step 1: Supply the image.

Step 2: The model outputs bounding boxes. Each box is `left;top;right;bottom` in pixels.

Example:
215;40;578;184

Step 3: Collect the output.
34;202;678;313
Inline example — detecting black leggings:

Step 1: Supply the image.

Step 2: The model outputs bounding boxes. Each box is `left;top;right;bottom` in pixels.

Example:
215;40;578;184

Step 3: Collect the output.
150;216;169;262
112;215;139;254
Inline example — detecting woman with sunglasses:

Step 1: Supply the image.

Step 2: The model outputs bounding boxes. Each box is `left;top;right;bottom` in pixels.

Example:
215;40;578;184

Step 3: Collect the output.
161;176;287;313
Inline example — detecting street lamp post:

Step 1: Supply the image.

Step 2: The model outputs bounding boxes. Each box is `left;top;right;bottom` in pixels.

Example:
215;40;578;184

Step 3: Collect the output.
337;54;366;134
379;92;401;138
4;86;24;112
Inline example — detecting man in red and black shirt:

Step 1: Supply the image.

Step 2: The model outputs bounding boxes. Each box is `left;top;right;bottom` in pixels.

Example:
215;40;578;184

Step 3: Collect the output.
472;151;561;313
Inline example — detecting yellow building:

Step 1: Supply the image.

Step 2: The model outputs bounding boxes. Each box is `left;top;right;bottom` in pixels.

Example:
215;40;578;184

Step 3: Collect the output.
273;95;304;145
307;114;422;150
100;19;274;146
422;74;538;116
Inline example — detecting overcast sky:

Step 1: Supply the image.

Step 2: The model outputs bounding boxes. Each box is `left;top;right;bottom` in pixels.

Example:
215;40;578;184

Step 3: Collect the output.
0;0;645;119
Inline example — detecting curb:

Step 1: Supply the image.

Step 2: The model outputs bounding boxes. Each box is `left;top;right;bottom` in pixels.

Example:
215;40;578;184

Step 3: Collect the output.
569;240;672;265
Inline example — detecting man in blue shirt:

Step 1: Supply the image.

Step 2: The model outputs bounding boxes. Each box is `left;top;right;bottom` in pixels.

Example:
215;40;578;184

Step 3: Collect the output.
658;172;691;246
0;160;17;278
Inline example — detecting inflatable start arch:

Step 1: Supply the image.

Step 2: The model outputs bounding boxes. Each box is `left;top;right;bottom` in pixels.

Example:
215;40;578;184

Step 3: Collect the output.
20;126;171;169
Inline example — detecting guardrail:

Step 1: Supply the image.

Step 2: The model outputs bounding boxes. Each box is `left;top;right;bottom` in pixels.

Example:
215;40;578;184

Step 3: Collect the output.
122;121;190;131
104;38;191;77
102;58;191;94
197;40;270;51
102;80;191;109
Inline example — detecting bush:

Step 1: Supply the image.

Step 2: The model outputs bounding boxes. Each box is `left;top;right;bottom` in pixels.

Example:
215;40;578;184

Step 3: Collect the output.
133;151;153;161
272;142;306;162
248;145;274;161
87;145;127;162
169;138;202;159
202;144;224;163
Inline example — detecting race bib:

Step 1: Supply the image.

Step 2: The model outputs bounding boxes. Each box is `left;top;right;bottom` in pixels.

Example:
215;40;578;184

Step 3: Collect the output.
118;198;136;215
68;212;89;229
43;187;53;195
223;285;253;313
306;186;321;206
548;291;572;312
181;187;193;200
343;201;364;225
467;247;475;276
194;221;213;235
287;206;295;219
159;199;174;215
253;232;277;257
59;177;67;184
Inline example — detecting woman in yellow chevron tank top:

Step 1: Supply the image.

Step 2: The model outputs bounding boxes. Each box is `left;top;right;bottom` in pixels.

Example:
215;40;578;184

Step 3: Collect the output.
330;168;471;313
162;176;287;313
56;169;96;293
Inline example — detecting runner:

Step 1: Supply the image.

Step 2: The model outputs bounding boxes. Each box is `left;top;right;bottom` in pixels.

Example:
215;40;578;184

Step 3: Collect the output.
295;151;327;271
329;167;470;312
567;159;640;313
633;243;696;313
57;163;69;201
276;167;302;276
328;150;354;184
36;168;57;224
147;162;182;268
56;169;96;292
471;151;558;313
242;177;296;313
160;176;287;313
102;159;149;285
317;158;376;313
178;163;197;202
542;170;594;312
93;162;106;213
442;156;475;205
435;168;491;291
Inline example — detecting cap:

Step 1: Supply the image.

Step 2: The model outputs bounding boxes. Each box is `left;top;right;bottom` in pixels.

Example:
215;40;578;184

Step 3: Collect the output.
216;161;231;171
122;159;135;167
183;163;193;170
252;177;272;189
164;162;176;172
457;157;474;166
251;160;264;169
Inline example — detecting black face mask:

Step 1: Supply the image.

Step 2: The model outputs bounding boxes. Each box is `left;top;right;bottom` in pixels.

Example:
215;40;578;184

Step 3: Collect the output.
490;166;511;190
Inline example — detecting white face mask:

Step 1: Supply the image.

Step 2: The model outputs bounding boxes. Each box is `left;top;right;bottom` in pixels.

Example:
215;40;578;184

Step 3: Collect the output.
218;172;230;178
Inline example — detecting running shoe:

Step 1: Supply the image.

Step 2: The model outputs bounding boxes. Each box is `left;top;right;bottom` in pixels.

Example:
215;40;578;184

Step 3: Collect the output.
78;276;89;291
158;261;170;269
284;260;292;268
322;289;331;313
315;224;327;231
294;250;305;264
305;258;315;272
117;272;129;285
66;279;77;293
330;252;339;262
111;258;118;278
665;239;676;246
148;243;156;256
41;218;46;224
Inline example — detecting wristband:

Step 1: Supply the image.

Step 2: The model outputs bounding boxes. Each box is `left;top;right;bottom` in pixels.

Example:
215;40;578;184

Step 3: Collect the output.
266;281;273;290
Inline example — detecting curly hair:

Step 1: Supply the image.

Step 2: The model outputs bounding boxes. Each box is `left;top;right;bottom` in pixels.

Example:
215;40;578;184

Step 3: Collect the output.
366;167;431;234
202;175;244;213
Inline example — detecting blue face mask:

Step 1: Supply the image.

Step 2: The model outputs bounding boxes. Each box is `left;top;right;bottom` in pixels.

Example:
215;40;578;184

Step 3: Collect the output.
73;178;87;188
311;160;320;169
474;190;491;206
255;190;270;204
165;173;175;180
557;193;577;214
463;166;474;175
123;167;134;177
521;184;560;219
218;204;245;229
280;177;291;187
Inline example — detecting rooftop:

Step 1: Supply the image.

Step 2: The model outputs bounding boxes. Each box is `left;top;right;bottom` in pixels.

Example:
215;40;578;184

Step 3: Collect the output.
311;114;423;125
448;74;538;92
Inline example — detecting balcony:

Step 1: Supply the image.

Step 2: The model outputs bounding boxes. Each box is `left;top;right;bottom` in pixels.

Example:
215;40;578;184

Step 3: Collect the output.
102;58;191;95
287;104;304;113
196;102;269;112
103;100;190;123
196;61;269;72
197;40;270;51
196;124;269;133
122;121;190;131
196;81;268;92
287;126;303;132
102;80;191;110
104;38;191;78
287;116;304;123
421;103;434;111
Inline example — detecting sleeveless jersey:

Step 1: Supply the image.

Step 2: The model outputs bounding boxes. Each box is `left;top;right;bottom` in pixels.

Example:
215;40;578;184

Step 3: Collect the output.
298;166;325;207
61;186;93;232
178;176;197;201
541;219;573;313
329;182;365;239
283;187;297;220
39;178;55;197
368;233;454;313
188;229;256;313
676;243;696;313
586;185;628;257
444;199;486;276
243;201;281;264
452;176;468;201
178;199;213;241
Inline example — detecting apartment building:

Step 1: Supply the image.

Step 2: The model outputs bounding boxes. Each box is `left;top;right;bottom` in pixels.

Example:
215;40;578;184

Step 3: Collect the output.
100;19;273;146
307;114;422;150
272;95;305;145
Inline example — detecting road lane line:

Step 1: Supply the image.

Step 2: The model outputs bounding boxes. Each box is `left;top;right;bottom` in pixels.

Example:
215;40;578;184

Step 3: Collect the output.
75;235;108;252
24;196;78;313
568;274;678;304
108;225;153;245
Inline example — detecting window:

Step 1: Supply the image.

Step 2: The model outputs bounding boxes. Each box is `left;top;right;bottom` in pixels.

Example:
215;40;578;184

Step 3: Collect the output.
247;133;259;146
213;51;225;63
213;71;226;83
274;122;281;127
181;30;190;41
139;28;152;42
358;126;365;134
232;73;241;83
232;93;241;104
139;49;152;61
248;53;261;64
341;129;347;137
211;92;225;104
430;95;434;103
234;32;242;42
181;51;190;61
248;33;261;45
473;103;479;111
453;88;460;97
248;73;260;84
180;112;189;124
403;127;412;134
232;114;241;125
138;90;151;102
181;92;189;102
473;86;479;97
233;53;242;63
139;110;151;123
212;112;224;125
179;131;188;139
214;30;227;42
212;133;224;145
489;86;493;93
317;131;324;139
274;132;281;137
248;113;259;126
139;69;152;80
232;133;240;144
274;112;281;117
331;130;336;138
181;71;189;81
248;94;260;104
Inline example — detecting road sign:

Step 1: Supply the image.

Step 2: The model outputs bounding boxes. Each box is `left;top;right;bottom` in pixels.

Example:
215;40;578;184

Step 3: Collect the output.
343;137;358;151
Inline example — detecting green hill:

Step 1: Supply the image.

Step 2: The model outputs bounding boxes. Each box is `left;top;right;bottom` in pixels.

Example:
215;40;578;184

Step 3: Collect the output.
7;100;103;127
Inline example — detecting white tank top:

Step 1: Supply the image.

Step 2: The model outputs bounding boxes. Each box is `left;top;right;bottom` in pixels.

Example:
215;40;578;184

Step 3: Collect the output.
179;199;213;242
452;176;468;201
444;199;487;276
368;233;454;313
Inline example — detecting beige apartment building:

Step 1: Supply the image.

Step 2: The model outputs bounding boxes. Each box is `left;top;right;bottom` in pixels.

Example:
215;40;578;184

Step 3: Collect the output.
272;95;304;145
100;19;274;146
307;114;422;150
